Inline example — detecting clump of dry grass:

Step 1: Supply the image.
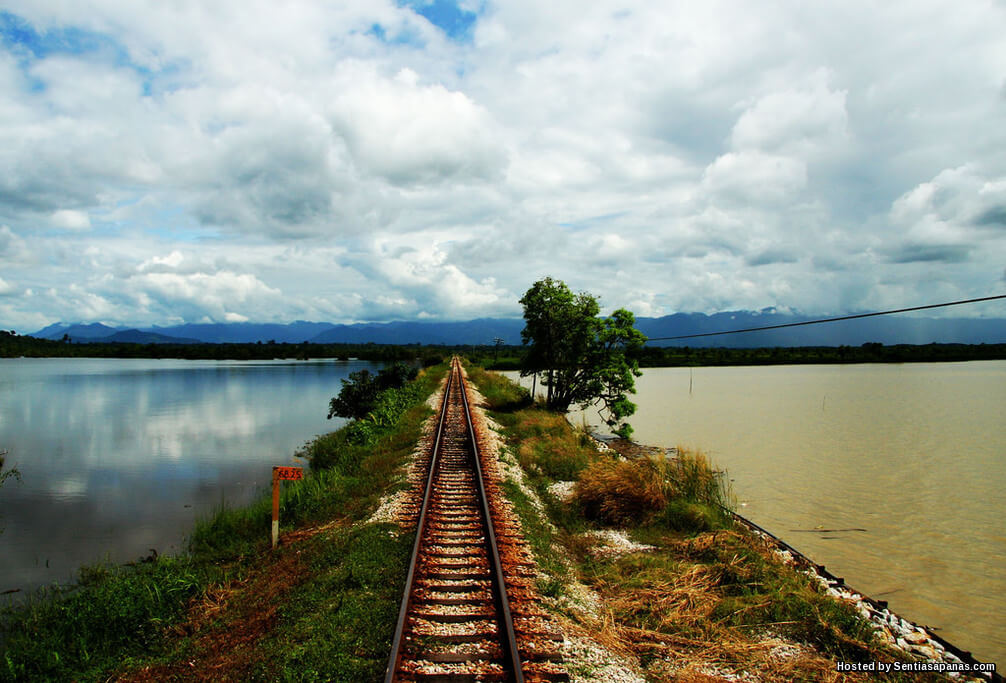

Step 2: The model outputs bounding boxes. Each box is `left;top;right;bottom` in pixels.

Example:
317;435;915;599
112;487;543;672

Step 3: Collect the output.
574;448;733;529
581;529;907;682
574;457;668;525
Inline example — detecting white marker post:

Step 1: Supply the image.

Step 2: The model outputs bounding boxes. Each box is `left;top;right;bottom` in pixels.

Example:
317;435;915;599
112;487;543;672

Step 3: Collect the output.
271;466;303;548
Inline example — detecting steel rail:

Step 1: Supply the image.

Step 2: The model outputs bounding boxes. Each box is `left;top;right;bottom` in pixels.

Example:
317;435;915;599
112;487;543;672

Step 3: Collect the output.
384;362;454;683
384;357;526;682
457;362;525;683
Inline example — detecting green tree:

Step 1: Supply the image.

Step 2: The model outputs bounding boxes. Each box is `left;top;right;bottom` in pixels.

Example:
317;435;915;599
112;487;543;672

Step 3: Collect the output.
327;362;419;420
519;277;646;438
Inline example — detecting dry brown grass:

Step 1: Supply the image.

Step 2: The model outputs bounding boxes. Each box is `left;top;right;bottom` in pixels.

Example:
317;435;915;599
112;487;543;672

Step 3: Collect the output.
573;448;731;528
591;570;868;682
575;456;669;525
569;526;942;682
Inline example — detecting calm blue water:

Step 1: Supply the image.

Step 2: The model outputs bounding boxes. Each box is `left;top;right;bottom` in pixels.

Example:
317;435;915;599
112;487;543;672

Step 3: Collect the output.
0;358;380;597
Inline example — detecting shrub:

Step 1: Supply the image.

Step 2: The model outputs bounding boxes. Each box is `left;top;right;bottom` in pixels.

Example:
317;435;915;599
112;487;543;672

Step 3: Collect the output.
575;448;733;530
341;380;426;446
462;364;530;411
1;559;206;681
575;457;668;526
327;362;419;420
664;448;734;511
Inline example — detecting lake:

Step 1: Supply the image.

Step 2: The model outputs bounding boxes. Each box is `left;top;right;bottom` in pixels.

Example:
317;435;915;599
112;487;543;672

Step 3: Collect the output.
509;362;1005;666
0;357;378;598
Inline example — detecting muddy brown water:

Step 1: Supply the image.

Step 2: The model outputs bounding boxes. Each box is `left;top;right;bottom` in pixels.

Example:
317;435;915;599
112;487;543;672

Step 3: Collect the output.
508;361;1006;666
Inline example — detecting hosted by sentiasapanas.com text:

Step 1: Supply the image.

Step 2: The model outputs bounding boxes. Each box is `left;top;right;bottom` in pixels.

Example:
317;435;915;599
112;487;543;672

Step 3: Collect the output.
837;661;996;675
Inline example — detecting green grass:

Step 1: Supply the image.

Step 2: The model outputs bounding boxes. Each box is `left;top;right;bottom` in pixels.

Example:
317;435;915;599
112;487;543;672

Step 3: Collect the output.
1;558;214;681
249;523;412;680
0;363;448;682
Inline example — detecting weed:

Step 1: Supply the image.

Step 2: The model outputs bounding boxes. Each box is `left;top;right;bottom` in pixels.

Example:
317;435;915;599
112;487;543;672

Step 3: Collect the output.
462;363;531;412
578;457;668;526
0;558;209;682
250;523;412;681
661;499;730;532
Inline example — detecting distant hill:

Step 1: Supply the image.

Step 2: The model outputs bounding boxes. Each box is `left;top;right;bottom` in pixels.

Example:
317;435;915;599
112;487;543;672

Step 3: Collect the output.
32;322;125;342
635;311;1006;347
28;311;1006;347
103;329;201;344
308;319;525;345
147;321;335;343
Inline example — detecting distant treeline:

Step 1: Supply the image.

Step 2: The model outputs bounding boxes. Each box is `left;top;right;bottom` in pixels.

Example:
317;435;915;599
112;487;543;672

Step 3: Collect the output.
3;330;1005;367
0;330;448;364
481;341;1006;370
631;342;1006;367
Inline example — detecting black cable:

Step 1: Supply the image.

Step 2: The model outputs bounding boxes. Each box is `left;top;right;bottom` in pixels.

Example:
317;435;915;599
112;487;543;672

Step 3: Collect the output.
644;294;1006;342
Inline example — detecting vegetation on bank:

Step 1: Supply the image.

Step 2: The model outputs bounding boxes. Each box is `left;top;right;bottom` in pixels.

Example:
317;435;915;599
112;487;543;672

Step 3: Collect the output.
464;363;946;681
481;341;1006;371
0;355;976;681
0;363;448;682
327;361;418;421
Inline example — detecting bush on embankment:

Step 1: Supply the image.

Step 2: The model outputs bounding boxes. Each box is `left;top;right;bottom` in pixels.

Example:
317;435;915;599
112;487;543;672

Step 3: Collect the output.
1;363;447;682
575;449;733;530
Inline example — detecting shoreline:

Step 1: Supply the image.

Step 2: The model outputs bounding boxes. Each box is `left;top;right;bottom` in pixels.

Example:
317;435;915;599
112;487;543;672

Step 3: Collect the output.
595;433;1001;681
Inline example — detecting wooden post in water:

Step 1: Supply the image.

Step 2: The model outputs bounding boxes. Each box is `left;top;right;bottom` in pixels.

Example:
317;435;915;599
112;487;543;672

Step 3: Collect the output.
271;466;303;548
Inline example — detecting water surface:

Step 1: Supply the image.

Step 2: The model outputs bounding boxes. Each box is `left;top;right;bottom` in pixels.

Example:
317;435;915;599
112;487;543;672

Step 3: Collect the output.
0;358;377;597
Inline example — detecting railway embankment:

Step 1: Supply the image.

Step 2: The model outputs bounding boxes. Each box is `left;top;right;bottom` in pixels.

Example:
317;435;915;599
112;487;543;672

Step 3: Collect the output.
1;360;998;681
586;435;999;679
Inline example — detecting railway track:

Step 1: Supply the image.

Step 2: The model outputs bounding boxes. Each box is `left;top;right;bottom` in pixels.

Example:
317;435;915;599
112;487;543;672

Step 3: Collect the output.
385;358;567;682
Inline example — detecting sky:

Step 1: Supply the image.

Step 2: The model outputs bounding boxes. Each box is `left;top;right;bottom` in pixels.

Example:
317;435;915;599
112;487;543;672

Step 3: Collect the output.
1;1;1005;331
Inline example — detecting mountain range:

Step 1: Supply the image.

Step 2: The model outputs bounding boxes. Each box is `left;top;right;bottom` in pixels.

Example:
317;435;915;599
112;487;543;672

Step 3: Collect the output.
28;311;1006;348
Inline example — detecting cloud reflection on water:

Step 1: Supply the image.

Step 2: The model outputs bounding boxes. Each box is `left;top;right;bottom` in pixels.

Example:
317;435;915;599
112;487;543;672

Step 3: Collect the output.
0;358;373;596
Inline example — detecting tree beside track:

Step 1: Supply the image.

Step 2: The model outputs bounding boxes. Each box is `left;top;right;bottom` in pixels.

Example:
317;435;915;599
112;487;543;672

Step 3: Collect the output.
519;277;646;439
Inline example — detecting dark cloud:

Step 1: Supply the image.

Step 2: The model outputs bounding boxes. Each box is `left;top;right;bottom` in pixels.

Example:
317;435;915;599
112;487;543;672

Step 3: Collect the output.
885;244;972;264
0;166;101;215
973;206;1006;228
745;249;799;267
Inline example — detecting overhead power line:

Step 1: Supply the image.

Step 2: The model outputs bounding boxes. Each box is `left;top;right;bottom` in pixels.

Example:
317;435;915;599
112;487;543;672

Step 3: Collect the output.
644;294;1006;342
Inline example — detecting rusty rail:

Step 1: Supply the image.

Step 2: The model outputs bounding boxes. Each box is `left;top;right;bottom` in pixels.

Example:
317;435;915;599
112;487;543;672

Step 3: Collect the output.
385;358;527;681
